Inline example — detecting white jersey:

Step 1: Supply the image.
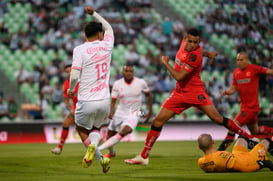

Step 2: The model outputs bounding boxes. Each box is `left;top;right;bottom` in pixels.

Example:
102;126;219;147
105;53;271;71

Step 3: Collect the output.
72;34;114;101
112;77;150;117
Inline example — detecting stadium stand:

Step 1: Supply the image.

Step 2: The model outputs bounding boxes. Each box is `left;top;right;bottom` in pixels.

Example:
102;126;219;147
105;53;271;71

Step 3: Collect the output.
0;0;272;122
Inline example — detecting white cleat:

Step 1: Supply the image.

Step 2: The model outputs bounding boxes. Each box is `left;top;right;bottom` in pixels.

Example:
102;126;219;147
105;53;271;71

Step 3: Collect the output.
124;155;149;165
51;147;62;155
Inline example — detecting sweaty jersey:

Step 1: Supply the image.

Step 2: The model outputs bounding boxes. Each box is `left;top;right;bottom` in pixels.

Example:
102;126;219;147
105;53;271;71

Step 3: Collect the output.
174;38;205;93
63;79;79;110
232;64;267;111
111;77;150;116
72;34;114;101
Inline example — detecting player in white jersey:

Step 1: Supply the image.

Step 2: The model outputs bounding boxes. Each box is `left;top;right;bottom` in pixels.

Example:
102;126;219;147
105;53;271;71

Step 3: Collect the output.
98;64;153;158
68;6;114;173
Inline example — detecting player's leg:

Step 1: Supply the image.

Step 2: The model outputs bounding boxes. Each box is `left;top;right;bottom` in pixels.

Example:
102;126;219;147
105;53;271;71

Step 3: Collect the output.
99;129;117;158
200;105;255;139
92;100;111;173
99;125;133;157
125;107;175;165
100;115;138;156
258;125;273;135
218;112;245;151
98;118;119;157
51;113;75;155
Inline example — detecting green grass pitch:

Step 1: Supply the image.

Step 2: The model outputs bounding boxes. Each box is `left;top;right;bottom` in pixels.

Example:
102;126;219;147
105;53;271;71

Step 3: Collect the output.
0;141;272;181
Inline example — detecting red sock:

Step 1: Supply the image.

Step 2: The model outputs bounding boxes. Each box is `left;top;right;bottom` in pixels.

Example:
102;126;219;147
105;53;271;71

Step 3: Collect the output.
58;127;69;150
141;129;161;159
224;118;253;139
259;126;273;135
225;132;235;140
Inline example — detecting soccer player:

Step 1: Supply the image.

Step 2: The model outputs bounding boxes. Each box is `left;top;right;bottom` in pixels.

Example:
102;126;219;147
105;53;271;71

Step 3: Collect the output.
125;28;258;165
68;6;114;173
51;64;79;155
198;133;273;172
218;51;273;151
98;64;153;158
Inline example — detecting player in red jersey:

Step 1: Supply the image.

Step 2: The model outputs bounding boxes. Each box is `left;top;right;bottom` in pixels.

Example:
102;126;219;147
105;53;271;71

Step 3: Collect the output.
218;51;273;151
51;64;80;155
125;28;258;165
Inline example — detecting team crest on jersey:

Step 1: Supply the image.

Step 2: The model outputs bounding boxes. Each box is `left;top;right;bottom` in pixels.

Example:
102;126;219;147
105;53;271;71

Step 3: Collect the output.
189;53;197;62
246;71;251;76
240;111;246;117
198;94;207;103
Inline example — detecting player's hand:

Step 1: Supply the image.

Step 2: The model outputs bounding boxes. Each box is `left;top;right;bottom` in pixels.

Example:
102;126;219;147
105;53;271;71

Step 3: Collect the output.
143;112;152;123
207;51;218;59
70;109;75;116
221;90;227;96
161;56;170;65
85;6;94;15
108;112;113;119
67;89;73;97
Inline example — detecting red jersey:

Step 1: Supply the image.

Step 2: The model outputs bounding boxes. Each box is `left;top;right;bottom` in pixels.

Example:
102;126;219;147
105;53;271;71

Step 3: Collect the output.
63;79;79;110
175;39;205;93
232;64;267;111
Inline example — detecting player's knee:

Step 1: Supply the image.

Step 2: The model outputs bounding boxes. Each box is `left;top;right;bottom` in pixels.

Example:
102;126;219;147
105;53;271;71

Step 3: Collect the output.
152;115;165;127
119;126;133;136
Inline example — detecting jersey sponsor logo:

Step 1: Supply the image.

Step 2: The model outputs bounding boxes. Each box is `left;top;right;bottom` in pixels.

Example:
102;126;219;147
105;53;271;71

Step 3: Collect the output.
240;111;246;117
236;78;250;84
175;58;183;66
189;53;197;62
201;161;215;168
198;94;207;103
90;82;107;93
86;46;108;54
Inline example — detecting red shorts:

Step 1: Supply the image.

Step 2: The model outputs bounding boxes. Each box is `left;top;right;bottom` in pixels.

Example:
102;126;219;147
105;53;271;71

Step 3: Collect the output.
235;109;258;125
162;90;213;114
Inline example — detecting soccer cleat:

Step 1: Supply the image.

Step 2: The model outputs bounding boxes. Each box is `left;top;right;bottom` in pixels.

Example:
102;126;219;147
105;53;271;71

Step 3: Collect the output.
248;137;259;150
124;155;149;165
82;144;95;168
217;139;234;151
104;152;116;158
269;148;273;156
51;147;62;155
100;157;111;173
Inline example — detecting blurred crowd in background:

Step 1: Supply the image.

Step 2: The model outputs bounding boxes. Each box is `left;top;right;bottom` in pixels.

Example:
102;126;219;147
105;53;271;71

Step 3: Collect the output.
0;0;272;121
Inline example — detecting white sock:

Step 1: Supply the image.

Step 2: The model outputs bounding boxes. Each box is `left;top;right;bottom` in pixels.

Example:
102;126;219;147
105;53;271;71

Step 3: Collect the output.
89;131;103;161
98;133;122;151
108;146;115;155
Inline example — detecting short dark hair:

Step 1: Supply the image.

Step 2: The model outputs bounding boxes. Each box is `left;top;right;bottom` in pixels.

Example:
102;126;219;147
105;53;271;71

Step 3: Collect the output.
84;21;103;38
187;28;200;37
64;64;72;69
122;63;134;70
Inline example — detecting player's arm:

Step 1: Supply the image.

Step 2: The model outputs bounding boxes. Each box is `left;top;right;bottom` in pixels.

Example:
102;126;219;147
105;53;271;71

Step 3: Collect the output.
265;68;273;75
222;85;237;96
202;50;218;59
85;6;114;38
161;56;191;81
143;91;153;123
68;69;80;95
109;97;117;119
64;97;73;113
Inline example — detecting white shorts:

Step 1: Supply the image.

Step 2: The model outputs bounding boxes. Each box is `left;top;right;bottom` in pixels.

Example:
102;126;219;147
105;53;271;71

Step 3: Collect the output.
108;114;139;132
75;99;110;130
